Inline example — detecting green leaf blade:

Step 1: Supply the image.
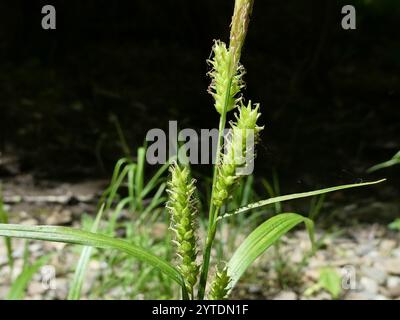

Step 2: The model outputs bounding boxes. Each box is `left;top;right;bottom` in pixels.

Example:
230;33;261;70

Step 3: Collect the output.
368;151;400;172
219;179;385;220
319;268;342;299
68;205;104;300
0;223;185;291
0;185;13;269
227;213;314;292
6;255;50;300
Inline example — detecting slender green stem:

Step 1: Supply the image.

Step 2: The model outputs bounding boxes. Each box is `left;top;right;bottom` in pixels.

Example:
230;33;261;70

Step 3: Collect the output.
198;76;233;299
198;0;254;299
197;215;217;299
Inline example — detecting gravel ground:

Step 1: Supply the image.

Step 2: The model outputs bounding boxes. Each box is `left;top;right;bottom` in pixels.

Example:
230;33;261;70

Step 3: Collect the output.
0;177;399;300
232;225;400;300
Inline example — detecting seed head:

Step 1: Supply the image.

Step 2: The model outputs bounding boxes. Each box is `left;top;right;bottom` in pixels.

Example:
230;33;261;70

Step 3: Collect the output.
230;0;254;68
208;41;245;114
212;101;263;207
167;164;199;295
209;267;231;300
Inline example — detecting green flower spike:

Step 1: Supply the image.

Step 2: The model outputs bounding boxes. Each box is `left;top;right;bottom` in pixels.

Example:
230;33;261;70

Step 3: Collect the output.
167;164;199;297
209;267;231;300
212;101;263;208
208;40;245;114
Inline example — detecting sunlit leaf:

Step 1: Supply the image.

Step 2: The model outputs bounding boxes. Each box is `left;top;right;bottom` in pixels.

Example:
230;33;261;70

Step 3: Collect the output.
0;223;186;296
227;213;314;291
219;180;385;220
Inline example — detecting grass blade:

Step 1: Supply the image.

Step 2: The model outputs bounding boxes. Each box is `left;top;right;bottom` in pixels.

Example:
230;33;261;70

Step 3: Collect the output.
227;213;314;291
68;204;104;300
240;175;253;207
138;183;167;225
318;268;342;299
98;158;129;206
110;158;130;186
109;113;132;159
219;179;385;220
0;223;186;294
141;160;172;198
368;151;400;172
128;164;136;211
0;185;13;269
135;147;146;210
6;255;50;300
105;164;136;211
108;197;132;234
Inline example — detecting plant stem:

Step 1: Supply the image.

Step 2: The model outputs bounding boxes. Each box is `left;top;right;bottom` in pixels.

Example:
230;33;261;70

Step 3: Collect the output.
198;77;232;299
197;213;218;299
198;0;254;299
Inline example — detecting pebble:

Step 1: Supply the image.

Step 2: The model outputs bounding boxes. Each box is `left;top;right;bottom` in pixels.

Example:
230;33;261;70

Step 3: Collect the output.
361;266;387;285
305;291;332;300
387;276;400;288
20;218;38;225
360;277;379;294
382;258;400;275
393;248;400;258
356;244;376;256
1;204;400;300
29;243;43;252
28;282;47;296
273;291;297;300
388;286;400;298
43;242;66;252
45;210;72;225
379;240;397;253
248;285;262;294
346;291;387;300
0;286;8;298
387;276;400;298
304;269;320;281
54;278;69;299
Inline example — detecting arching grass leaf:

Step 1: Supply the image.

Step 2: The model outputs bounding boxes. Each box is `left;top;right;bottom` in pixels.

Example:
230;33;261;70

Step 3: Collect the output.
219;179;385;220
0;223;187;298
368;151;400;172
227;213;314;291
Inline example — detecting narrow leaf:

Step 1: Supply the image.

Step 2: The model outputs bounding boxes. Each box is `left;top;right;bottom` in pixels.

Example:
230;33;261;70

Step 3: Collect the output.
0;185;13;269
68;204;104;300
0;224;185;290
227;213;314;291
135;147;146;210
219;179;385;220
368;151;400;172
319;268;342;299
141;159;173;198
6;255;50;300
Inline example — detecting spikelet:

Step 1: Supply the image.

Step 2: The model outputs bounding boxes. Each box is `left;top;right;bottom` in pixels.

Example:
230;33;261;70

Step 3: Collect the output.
208;267;231;300
229;0;254;67
208;41;245;114
167;164;199;295
212;101;263;207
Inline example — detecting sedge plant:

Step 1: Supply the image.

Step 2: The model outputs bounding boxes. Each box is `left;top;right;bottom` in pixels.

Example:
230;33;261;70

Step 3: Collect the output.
0;0;385;300
368;150;400;232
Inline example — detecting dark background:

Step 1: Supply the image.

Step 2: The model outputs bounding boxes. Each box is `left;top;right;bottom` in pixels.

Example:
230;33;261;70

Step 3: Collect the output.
0;0;399;192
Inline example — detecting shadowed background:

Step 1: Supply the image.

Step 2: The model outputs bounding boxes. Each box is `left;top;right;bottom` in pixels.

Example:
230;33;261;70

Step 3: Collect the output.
0;0;399;192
